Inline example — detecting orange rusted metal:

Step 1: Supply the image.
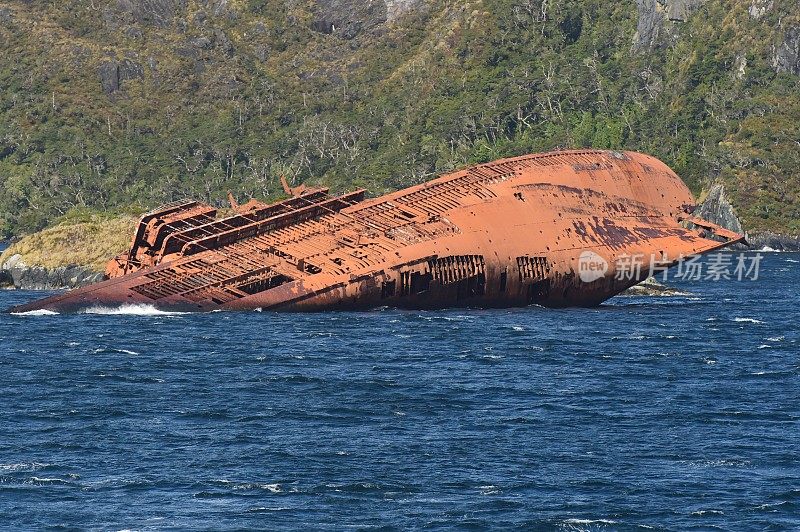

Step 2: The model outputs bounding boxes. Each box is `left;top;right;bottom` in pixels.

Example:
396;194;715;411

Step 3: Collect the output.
8;150;744;313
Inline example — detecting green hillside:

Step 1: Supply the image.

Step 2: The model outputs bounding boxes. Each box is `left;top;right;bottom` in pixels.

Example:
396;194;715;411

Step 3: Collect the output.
0;0;798;238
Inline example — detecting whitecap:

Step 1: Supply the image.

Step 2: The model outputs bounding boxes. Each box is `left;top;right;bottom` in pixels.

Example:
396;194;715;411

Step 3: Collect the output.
511;325;524;331
0;462;49;472
80;304;186;316
27;476;67;484
756;501;787;510
11;309;59;316
786;259;799;263
691;509;724;516
766;336;785;342
733;317;763;324
226;481;283;493
757;345;771;349
562;518;617;525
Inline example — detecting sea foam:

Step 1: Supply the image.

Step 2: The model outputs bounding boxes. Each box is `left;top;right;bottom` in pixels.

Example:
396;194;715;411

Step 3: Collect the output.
80;304;186;316
733;317;764;324
11;309;59;316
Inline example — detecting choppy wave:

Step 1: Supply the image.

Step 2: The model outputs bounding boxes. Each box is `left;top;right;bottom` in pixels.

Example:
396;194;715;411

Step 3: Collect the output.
0;462;50;472
733;317;764;324
80;304;186;316
11;309;59;316
691;509;724;516
561;518;617;525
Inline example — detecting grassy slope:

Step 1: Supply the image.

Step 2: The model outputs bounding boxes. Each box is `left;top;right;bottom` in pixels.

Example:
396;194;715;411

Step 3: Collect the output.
0;0;797;248
0;214;137;271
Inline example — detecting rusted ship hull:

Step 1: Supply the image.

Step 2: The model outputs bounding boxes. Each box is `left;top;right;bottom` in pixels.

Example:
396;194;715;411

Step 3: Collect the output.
8;150;743;314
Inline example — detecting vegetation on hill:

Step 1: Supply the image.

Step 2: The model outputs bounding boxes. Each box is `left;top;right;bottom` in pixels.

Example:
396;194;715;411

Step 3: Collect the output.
0;0;798;240
0;212;137;271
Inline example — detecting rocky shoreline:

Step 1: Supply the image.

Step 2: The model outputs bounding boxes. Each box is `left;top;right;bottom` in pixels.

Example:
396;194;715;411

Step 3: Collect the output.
745;232;800;252
0;254;104;290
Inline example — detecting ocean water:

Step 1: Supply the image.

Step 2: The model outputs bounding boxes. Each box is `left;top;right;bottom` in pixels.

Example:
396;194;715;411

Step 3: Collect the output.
0;252;798;530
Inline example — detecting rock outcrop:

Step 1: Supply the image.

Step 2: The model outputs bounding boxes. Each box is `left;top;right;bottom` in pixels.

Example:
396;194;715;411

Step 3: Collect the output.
104;0;188;29
695;183;745;236
746;232;800;251
773;26;800;75
748;0;773;20
0;6;12;25
695;184;800;251
623;276;687;296
98;58;145;94
634;0;706;50
0;254;104;290
694;183;748;249
310;0;389;39
307;0;423;39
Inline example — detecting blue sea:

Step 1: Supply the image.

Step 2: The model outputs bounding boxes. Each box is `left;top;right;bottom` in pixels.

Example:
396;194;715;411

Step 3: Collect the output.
0;251;798;530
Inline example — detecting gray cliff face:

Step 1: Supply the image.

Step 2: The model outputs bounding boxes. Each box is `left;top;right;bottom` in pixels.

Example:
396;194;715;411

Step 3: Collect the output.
665;0;705;22
385;0;420;21
748;0;773;20
695;184;745;236
774;26;800;75
694;184;800;251
634;0;706;50
0;6;11;25
309;0;423;39
310;0;388;39
98;58;145;94
0;254;104;290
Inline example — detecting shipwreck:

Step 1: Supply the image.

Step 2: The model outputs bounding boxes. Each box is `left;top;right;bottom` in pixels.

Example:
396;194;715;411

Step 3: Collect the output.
8;150;743;314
